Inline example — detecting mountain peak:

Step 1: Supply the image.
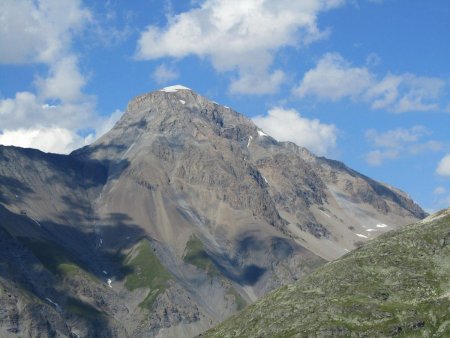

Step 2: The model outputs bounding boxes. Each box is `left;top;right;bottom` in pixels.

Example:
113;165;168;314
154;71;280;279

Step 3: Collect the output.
1;86;428;337
113;85;257;144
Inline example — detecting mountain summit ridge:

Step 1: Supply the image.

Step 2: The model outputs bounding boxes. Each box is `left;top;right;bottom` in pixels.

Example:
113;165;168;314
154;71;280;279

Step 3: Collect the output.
79;86;425;251
0;87;426;337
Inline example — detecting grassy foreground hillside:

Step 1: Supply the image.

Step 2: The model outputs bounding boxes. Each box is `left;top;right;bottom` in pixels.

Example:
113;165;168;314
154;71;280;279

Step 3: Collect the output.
203;209;450;337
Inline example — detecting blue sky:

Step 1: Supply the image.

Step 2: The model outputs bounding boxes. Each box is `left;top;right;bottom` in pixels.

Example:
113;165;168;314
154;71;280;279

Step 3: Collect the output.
0;0;449;212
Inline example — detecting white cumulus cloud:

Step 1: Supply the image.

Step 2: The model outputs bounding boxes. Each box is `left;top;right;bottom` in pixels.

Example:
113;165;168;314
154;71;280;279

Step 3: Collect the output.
366;73;444;113
252;107;338;156
0;0;91;64
35;56;87;102
365;126;443;166
0;127;89;154
295;53;446;113
0;0;121;154
0;91;99;131
294;53;373;100
437;155;450;177
136;0;345;94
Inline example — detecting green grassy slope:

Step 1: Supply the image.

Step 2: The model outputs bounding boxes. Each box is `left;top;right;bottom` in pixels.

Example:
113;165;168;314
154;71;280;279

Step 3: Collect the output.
203;209;450;337
123;239;172;309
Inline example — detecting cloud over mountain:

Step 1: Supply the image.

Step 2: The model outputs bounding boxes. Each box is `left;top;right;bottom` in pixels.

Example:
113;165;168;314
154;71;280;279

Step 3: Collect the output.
252;107;338;156
136;0;345;94
0;0;120;154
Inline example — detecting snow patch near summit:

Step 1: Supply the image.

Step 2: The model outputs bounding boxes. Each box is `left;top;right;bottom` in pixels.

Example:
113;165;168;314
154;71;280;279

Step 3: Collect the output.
160;85;191;93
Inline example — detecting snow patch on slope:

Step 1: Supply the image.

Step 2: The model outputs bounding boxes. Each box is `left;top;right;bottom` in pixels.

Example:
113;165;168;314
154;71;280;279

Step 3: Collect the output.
258;130;268;137
45;298;62;312
247;136;253;148
319;210;331;218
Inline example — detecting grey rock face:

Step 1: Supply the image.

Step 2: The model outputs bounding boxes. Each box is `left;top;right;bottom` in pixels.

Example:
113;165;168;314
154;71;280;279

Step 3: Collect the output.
0;86;425;337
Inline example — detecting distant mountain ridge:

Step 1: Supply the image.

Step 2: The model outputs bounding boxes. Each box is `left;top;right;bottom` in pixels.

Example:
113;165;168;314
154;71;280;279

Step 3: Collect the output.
0;85;425;337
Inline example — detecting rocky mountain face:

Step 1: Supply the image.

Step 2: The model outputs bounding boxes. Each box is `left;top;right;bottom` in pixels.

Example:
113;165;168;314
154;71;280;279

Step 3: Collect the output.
0;86;425;337
203;208;450;337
